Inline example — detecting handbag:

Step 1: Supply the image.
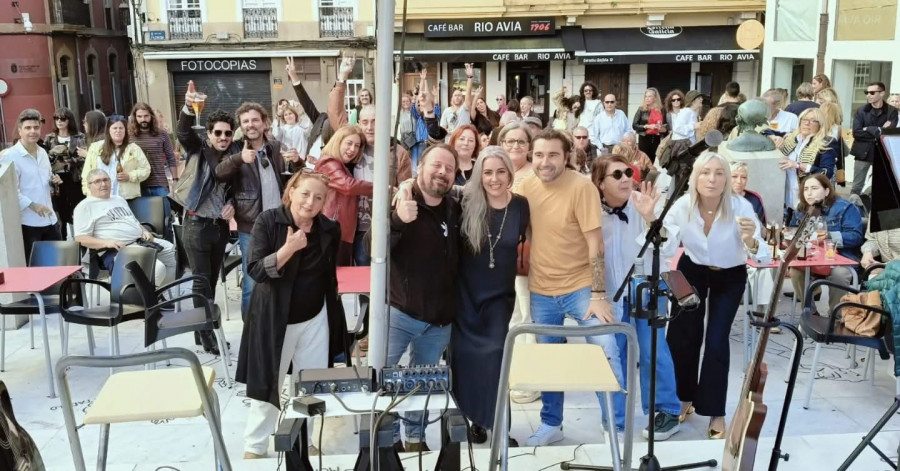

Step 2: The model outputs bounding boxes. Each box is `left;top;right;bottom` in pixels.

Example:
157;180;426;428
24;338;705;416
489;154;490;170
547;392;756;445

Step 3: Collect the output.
401;131;417;150
840;290;884;337
169;153;199;207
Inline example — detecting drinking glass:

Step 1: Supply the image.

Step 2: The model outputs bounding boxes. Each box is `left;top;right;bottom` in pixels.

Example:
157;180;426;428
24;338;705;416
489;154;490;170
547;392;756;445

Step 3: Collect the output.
191;92;207;130
824;240;836;260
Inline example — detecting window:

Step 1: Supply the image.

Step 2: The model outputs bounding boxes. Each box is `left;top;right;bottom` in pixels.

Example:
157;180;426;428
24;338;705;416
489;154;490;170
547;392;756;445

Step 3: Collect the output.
849;60;893;114
836;0;897;41
104;0;114;29
775;0;818;41
242;0;278;39
87;54;99;110
59;56;71;79
401;62;438;97
342;58;365;110
168;0;203;40
109;53;121;114
318;0;355;38
290;57;321;82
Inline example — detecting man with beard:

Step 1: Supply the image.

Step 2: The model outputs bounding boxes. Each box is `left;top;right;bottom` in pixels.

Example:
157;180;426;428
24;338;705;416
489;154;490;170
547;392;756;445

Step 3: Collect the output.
130;103;177;240
387;144;460;452
178;89;240;354
328;54;412;265
517;129;623;446
216;102;303;319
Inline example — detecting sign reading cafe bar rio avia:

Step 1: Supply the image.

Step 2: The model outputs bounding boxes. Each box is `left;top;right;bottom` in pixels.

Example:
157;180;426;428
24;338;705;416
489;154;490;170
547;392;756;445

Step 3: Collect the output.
425;17;555;38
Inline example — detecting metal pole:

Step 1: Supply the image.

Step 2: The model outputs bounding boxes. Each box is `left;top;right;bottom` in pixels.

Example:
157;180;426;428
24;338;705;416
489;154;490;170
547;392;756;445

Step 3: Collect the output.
816;0;829;75
368;0;395;370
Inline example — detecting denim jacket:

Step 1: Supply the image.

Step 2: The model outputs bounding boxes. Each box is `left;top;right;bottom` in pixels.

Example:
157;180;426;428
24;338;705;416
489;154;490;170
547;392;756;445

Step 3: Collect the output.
790;197;864;261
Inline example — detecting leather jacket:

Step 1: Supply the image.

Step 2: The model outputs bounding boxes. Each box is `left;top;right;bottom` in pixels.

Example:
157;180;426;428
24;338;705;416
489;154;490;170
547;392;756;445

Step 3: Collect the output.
314;155;374;243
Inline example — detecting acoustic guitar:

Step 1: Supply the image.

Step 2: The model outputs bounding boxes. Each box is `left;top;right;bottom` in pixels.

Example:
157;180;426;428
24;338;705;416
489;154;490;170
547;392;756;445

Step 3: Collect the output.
722;206;821;471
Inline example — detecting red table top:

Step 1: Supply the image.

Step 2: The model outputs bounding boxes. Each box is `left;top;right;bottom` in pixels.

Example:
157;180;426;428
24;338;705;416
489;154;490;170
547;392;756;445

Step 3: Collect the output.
670;248;858;270
0;266;82;294
337;266;370;295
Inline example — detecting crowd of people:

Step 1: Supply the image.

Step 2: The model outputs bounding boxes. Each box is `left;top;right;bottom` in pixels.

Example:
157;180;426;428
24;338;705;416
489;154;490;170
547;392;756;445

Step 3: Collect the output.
2;58;899;460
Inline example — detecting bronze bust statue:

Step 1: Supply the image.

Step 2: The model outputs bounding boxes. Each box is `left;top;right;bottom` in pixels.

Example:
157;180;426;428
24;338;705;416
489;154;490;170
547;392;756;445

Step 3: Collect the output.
726;99;775;152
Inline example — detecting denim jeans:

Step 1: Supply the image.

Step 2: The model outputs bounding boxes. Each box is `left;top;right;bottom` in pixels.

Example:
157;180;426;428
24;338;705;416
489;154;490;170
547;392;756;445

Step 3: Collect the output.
385;307;452;442
615;288;681;422
353;230;371;267
530;287;625;430
238;231;254;320
143;186;172;242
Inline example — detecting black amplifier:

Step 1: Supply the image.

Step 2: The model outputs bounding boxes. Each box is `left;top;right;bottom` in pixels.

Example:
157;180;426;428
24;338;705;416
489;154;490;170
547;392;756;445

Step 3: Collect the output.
379;364;451;395
296;366;375;395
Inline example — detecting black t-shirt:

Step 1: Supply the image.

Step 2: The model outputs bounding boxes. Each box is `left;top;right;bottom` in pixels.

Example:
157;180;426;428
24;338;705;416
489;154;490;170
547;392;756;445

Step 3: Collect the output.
288;222;328;324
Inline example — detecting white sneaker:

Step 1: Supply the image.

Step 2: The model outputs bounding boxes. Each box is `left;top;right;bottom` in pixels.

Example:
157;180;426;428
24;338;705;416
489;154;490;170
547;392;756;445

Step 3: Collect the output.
510;390;541;404
526;423;564;446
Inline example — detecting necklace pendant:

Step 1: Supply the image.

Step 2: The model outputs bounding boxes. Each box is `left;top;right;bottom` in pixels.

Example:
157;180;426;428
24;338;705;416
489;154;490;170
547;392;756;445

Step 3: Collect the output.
489;261;495;269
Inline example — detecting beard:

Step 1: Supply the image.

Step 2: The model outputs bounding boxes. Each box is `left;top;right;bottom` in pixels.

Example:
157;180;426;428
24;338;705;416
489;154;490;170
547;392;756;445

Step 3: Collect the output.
422;175;451;198
139;121;151;129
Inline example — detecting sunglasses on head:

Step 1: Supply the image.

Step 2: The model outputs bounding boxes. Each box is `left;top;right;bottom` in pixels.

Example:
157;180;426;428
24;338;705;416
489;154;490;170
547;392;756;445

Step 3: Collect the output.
298;167;332;184
606;167;635;180
108;115;126;122
212;129;233;137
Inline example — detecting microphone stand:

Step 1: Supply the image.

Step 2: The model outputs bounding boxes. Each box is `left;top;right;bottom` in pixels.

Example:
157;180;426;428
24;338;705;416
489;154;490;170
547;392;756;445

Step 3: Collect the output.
563;164;716;471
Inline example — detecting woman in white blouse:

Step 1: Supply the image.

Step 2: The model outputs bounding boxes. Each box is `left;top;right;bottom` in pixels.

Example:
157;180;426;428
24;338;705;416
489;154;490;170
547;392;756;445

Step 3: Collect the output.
662;152;769;440
670;90;702;144
271;102;310;158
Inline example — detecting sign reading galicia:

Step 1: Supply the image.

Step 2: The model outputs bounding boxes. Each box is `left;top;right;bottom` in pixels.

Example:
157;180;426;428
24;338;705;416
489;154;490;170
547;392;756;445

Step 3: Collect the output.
167;59;272;72
425;17;555;38
639;26;683;39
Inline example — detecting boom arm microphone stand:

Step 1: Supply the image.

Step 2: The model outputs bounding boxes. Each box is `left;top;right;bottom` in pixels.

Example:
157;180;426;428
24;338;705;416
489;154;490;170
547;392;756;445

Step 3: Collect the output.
564;133;723;471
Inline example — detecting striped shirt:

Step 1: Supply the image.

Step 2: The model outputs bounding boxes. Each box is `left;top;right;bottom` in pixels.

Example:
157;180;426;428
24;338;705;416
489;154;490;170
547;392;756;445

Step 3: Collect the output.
131;131;175;188
862;227;900;262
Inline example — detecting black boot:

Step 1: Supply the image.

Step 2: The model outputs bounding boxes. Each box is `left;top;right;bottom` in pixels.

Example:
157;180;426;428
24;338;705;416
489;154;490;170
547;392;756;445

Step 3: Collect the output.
199;330;220;355
468;424;488;444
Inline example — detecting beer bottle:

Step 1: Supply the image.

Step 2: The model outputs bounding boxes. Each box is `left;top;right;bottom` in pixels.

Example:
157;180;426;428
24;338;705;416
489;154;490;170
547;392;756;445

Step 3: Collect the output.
116;160;124;176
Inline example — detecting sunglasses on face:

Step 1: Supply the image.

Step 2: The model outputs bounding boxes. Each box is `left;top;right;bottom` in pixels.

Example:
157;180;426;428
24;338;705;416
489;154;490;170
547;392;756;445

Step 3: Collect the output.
606;167;635;180
212;129;233;137
574;135;589;140
604;100;616;104
54;116;68;121
865;90;883;95
671;97;682;102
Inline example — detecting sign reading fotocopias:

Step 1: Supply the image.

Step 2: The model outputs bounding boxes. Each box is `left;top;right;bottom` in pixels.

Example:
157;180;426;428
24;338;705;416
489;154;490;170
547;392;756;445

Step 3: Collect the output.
167;59;273;72
424;17;555;38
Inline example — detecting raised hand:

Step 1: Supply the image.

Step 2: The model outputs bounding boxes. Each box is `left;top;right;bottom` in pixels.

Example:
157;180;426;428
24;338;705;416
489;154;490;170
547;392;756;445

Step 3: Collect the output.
396;199;418;223
631;181;661;223
474;86;484;98
464;63;474;78
241;139;257;164
185;81;196;107
419;67;428;81
338;53;356;82
285;56;298;82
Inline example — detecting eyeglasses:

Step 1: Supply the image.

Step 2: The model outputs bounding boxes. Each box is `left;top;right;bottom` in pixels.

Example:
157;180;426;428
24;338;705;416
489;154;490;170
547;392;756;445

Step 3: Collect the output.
54;116;68;121
671;97;682;102
496;98;504;102
800;118;820;125
605;168;635;180
865;90;883;95
502;139;528;148
212;129;233;137
604;101;616;104
89;178;111;185
574;135;589;140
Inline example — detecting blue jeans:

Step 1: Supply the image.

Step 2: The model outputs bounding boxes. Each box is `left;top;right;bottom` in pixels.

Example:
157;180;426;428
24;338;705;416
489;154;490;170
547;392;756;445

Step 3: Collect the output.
238;231;254;320
385;307;452;442
531;287;625;431
353;230;371;266
615;287;681;422
143;186;172;241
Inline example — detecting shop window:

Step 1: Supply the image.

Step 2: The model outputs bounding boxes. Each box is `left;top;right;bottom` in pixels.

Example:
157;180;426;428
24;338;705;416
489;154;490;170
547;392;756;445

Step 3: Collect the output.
774;0;818;41
835;0;897;41
401;62;438;97
449;63;484;97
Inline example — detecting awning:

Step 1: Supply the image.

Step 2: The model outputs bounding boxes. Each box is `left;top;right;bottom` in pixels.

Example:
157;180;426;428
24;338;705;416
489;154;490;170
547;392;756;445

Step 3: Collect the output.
567;26;759;65
393;34;573;62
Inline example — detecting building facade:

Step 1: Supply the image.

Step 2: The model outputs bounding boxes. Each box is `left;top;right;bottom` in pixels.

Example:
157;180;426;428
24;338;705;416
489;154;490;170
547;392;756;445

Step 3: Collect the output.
762;0;898;122
0;0;133;146
127;0;376;127
393;0;765;125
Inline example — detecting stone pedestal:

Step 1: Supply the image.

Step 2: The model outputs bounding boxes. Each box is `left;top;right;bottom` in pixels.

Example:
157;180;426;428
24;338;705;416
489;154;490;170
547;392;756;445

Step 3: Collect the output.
720;142;786;225
0;161;29;329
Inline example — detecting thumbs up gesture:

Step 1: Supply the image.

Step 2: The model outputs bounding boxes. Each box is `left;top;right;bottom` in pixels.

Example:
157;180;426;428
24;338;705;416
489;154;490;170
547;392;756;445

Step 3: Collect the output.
396;200;418;223
284;226;308;253
240;139;257;164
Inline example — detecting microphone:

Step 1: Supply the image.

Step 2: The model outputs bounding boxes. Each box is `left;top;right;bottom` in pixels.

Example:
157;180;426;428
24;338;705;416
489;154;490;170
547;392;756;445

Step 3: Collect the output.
684;130;723;159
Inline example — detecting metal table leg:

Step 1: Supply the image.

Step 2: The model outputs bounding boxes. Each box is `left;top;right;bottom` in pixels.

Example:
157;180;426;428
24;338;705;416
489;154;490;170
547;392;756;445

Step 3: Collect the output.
33;293;56;398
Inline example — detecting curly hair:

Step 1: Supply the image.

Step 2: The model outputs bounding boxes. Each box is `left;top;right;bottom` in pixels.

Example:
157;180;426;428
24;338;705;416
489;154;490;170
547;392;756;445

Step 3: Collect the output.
235;102;269;124
206;110;236;133
128;102;158;137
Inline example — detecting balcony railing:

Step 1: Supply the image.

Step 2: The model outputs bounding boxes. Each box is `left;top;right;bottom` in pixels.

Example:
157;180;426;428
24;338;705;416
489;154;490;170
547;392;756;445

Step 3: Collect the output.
168;9;203;40
243;7;278;39
319;7;354;38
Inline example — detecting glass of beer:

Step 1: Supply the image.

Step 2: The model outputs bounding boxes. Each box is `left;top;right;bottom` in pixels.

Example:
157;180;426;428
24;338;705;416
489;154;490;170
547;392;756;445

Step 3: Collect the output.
192;92;207;117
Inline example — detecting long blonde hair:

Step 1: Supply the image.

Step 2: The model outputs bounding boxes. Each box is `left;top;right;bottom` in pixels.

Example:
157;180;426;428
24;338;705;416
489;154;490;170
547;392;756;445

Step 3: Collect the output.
688;152;734;221
784;108;830;156
461;146;515;253
641;88;662;112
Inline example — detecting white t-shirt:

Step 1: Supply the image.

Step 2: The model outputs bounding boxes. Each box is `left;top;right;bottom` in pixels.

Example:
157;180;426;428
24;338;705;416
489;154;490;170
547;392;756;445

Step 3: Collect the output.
769;109;799;135
439;104;471;136
73;195;143;243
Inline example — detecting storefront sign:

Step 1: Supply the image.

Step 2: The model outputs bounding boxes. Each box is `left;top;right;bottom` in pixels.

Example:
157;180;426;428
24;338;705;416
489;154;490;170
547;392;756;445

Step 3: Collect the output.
0;59;44;78
167;59;272;72
580;52;757;65
425;17;554;38
398;51;573;62
640;26;683;39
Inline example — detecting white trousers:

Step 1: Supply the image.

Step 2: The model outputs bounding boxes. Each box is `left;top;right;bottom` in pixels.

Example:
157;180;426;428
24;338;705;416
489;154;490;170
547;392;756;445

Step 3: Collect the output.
152;238;177;287
510;275;535;344
244;306;329;455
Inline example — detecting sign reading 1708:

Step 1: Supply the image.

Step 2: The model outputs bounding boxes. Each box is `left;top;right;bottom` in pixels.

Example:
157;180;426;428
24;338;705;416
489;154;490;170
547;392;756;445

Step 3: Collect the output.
425;17;556;38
